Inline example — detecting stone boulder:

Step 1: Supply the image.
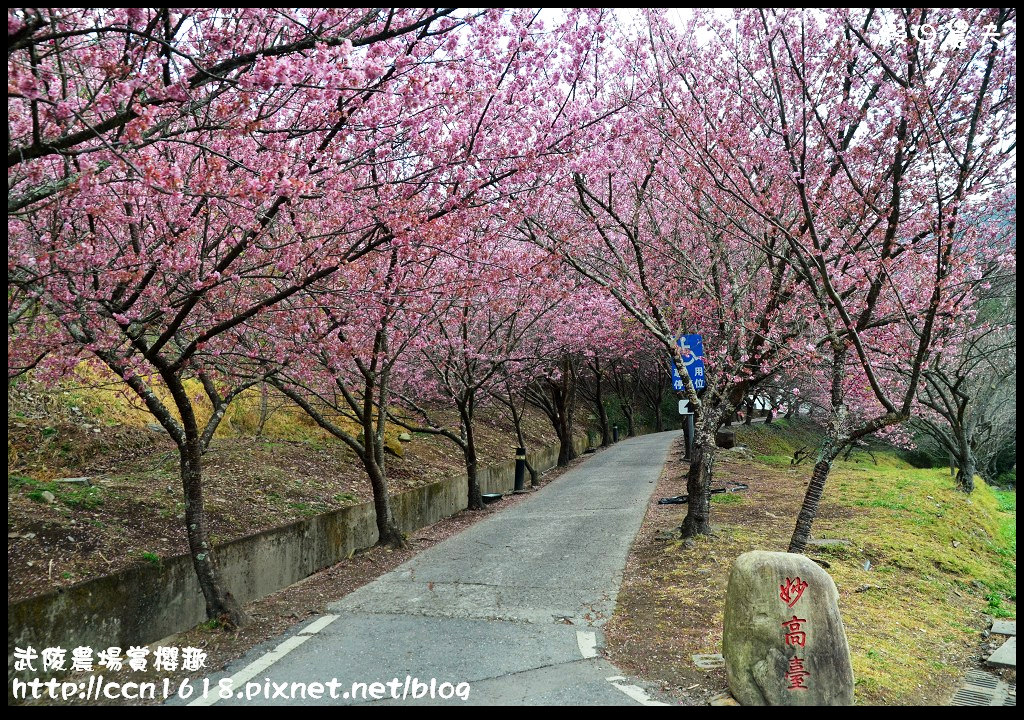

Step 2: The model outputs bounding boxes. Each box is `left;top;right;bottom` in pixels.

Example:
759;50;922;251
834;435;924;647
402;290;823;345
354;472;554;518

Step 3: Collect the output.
723;551;854;706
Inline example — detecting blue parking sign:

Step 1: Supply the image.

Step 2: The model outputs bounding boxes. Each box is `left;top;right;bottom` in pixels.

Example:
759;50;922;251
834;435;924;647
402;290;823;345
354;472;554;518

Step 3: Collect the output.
670;334;706;392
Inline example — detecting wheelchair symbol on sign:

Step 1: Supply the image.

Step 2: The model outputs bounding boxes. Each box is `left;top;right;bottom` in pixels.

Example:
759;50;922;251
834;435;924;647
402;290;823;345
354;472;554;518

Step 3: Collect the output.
679;339;697;367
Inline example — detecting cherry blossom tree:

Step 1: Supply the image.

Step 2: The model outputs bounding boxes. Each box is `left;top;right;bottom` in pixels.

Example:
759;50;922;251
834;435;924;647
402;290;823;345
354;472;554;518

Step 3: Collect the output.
520;12;814;537
390;234;572;509
11;7;473;624
662;8;1015;551
8;7;616;622
268;246;443;547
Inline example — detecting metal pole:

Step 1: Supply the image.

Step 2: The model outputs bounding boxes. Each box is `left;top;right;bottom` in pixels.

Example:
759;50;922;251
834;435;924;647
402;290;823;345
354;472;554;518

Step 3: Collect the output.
687;413;695;459
612;425;619;443
514;447;526;492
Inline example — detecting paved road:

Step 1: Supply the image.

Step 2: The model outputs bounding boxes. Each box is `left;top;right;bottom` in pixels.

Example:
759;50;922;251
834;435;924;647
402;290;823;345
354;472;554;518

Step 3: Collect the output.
184;431;681;706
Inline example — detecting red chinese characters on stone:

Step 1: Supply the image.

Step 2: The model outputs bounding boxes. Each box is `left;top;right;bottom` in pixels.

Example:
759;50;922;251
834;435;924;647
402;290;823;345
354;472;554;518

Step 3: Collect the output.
785;656;811;690
779;576;808;607
780;577;811;691
782;616;807;647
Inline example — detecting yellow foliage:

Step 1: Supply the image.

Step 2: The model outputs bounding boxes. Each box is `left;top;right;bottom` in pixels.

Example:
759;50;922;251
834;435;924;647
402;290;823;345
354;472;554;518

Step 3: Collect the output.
52;362;403;447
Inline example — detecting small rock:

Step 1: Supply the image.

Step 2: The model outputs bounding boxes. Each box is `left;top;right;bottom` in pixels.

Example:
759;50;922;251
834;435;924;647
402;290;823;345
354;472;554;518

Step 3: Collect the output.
862;559;872;571
398;433;412;442
683;538;696;550
708;692;741;706
854;584;882;593
41;490;56;504
952;540;961;548
146;423;163;433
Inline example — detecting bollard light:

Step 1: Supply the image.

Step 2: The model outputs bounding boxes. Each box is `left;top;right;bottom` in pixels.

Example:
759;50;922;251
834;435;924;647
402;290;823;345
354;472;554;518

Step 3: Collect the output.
514;447;527;492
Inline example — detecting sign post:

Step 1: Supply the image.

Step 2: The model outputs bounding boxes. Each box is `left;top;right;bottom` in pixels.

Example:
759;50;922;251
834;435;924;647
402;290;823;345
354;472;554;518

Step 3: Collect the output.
671;334;705;460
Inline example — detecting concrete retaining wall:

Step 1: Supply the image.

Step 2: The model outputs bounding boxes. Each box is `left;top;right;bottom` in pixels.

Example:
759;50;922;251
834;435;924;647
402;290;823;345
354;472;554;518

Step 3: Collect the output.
8;435;588;678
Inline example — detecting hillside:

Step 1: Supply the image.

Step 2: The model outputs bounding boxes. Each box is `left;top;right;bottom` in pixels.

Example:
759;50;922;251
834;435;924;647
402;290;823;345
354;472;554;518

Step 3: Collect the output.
7;374;573;602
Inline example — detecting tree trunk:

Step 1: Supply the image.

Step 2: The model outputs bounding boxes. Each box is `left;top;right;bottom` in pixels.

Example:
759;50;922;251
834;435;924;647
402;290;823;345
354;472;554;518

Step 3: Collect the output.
680;412;720;538
175;413;246;627
256;382;269;437
623;406;636;437
788;447;840;553
507;391;540;486
556;357;578;466
789;343;850;553
556;407;576;466
596;395;611;447
463;407;484;510
955;454;976;493
597;403;611;446
363;454;405;547
588;360;613;447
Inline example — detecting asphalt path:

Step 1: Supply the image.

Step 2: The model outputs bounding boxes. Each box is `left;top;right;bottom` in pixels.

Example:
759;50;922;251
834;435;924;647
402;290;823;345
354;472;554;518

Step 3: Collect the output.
182;431;681;706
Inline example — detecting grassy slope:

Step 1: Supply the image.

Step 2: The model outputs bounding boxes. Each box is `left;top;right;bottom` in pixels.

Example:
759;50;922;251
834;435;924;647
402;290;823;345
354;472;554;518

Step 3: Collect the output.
605;418;1015;706
737;419;1016;702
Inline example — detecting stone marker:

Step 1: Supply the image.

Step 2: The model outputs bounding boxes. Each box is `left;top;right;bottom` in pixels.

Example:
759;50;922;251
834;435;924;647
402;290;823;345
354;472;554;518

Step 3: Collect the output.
56;477;92;486
723;551;854;706
991;620;1016;636
806;538;852;548
692;653;726;669
986;637;1016;668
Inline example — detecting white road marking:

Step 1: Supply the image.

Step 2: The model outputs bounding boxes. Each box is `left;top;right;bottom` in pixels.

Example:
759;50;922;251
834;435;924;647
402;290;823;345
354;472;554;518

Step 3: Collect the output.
299;614;339;635
576;630;598;659
187;614;338;706
609;680;671;706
